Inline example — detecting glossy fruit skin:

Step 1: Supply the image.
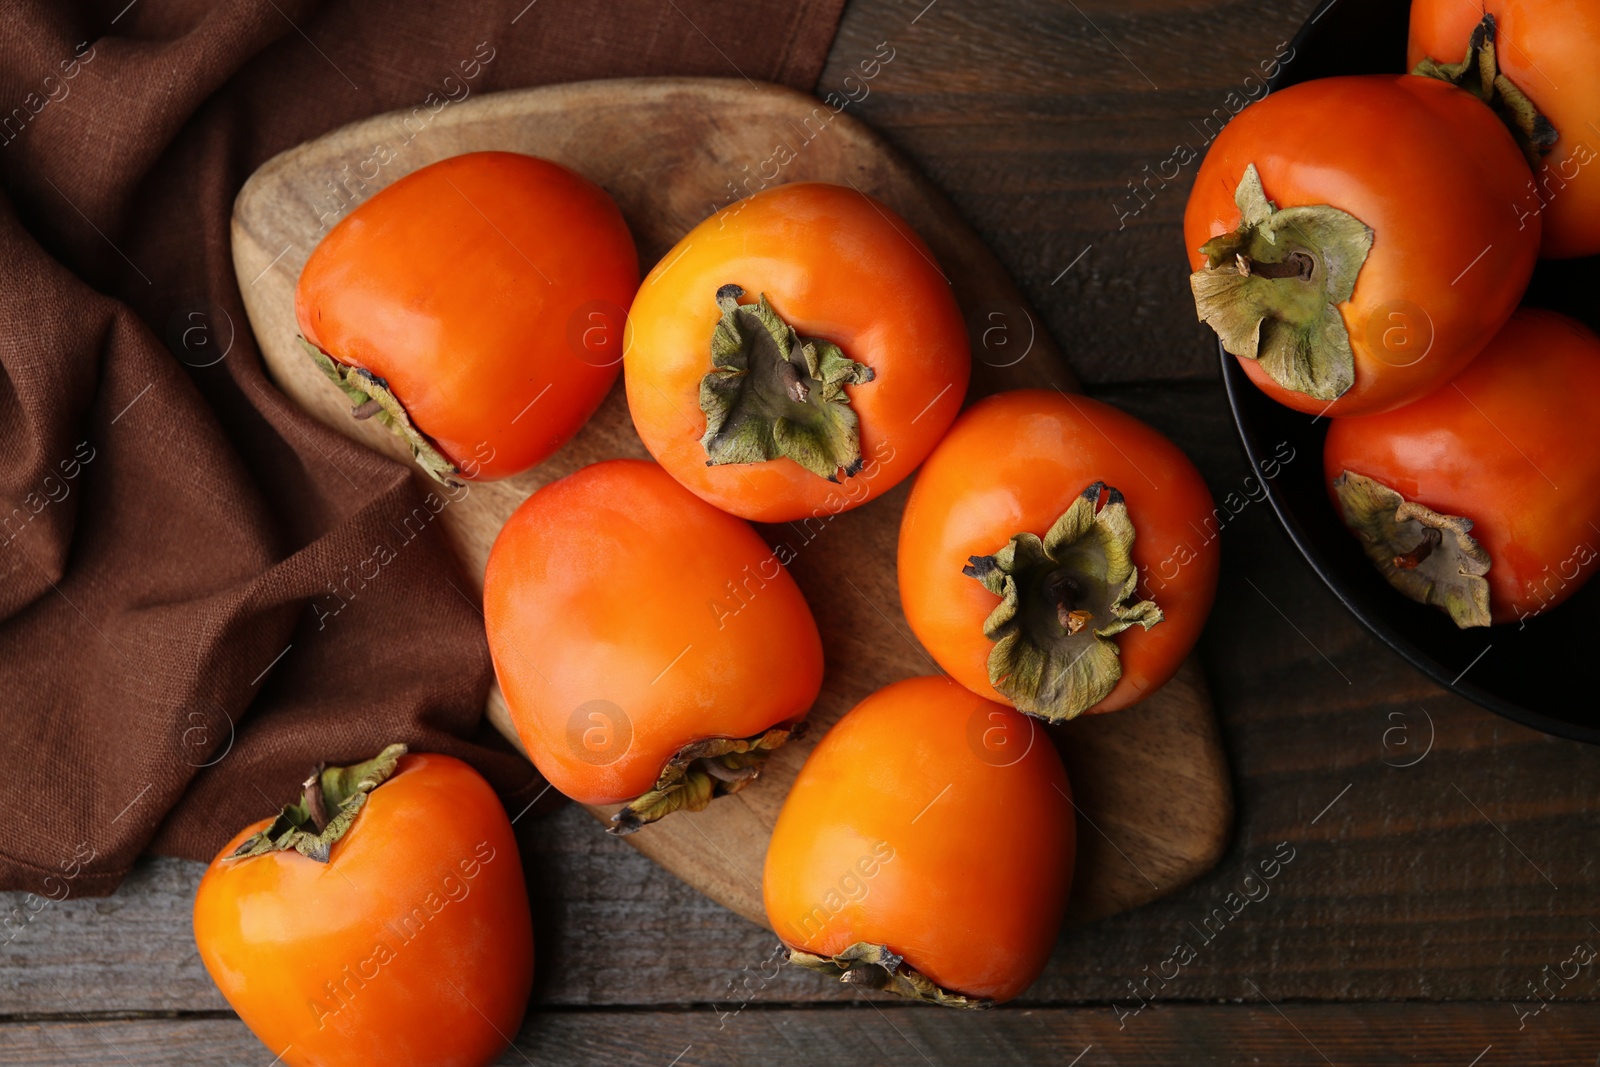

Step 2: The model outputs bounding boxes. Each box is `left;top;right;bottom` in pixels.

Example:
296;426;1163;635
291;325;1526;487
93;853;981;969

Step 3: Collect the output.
192;754;533;1067
1185;75;1540;416
899;390;1219;715
1410;0;1600;259
623;181;971;523
763;675;1074;1003
1324;308;1600;625
296;151;638;480
484;459;823;804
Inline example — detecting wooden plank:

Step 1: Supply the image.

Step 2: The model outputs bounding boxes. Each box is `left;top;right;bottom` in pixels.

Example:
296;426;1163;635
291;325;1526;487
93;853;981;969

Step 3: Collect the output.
14;0;1600;1058
819;0;1326;385
6;1004;1600;1065
5;384;1600;1015
230;76;1231;932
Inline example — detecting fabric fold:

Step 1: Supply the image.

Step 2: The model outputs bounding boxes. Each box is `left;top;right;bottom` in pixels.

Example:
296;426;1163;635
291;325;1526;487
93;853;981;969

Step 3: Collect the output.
0;0;847;896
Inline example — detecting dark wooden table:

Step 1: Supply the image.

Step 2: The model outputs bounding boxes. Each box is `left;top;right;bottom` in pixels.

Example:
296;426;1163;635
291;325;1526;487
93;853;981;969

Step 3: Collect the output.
7;0;1600;1063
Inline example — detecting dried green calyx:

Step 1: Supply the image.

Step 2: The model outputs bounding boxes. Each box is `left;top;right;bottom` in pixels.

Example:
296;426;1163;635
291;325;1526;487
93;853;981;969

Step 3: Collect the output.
1331;470;1491;629
609;722;805;836
229;744;407;863
1413;13;1558;168
787;942;991;1009
964;482;1162;722
299;338;464;487
1191;164;1373;402
699;285;876;482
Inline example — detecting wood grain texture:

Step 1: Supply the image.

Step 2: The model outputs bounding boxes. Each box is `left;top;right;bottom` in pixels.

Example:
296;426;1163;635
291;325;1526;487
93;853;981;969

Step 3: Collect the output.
229;77;1231;929
13;0;1600;1060
818;0;1327;385
7;1004;1600;1065
6;386;1600;1022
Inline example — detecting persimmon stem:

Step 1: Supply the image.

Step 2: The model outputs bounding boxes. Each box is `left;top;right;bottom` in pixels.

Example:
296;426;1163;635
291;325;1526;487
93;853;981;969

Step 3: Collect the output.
841;964;890;989
1049;572;1095;632
1235;251;1316;281
1412;13;1558;168
229;745;408;863
775;359;810;404
1330;471;1491;629
608;723;805;835
1191;165;1372;401
699;286;875;481
1393;527;1442;570
964;482;1163;722
302;771;329;832
787;943;991;1009
299;339;464;487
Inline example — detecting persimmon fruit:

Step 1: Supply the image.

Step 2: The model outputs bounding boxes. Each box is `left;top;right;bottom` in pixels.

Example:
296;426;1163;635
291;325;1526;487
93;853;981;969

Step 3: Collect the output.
1410;1;1600;259
1185;75;1540;416
1324;309;1600;627
295;151;638;484
483;459;822;832
899;389;1218;721
763;675;1074;1006
193;746;533;1067
623;181;970;523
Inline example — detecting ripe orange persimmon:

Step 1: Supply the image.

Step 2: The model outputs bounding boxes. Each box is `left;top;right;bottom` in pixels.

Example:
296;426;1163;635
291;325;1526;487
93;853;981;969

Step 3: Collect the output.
623;181;971;523
1410;0;1600;258
1325;309;1600;628
193;746;533;1067
899;390;1218;720
764;675;1074;1006
1185;75;1539;415
484;459;823;832
296;151;638;483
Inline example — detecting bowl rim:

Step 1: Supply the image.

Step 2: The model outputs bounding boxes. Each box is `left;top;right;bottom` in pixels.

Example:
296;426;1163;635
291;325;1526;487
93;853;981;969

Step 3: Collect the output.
1215;0;1600;745
1219;355;1600;745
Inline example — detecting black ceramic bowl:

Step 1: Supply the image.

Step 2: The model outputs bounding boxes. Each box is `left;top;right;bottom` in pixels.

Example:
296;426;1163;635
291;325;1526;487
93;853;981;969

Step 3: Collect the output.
1220;0;1600;742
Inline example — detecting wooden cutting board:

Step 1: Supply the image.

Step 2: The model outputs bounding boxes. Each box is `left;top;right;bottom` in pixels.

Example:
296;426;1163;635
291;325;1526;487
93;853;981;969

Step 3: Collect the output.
231;77;1232;927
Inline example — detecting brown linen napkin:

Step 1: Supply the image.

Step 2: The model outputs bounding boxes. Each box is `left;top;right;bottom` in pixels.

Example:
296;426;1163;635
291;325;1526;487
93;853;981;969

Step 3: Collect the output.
0;0;845;897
